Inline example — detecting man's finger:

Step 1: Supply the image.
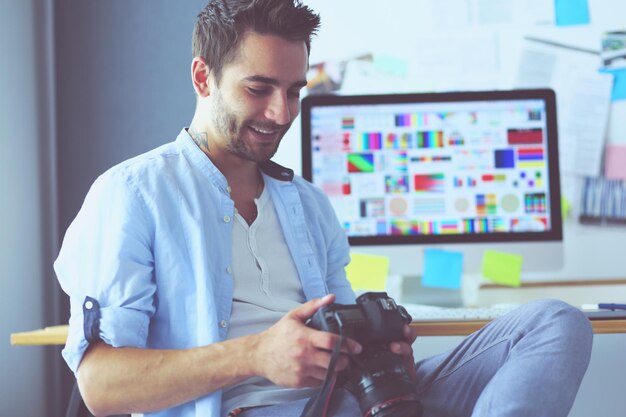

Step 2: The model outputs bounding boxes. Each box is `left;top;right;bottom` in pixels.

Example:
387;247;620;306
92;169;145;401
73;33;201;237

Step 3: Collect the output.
289;294;336;322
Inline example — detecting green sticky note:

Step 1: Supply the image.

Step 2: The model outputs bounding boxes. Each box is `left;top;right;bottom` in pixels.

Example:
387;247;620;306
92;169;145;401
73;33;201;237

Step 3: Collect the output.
345;253;390;291
481;250;522;287
561;196;571;219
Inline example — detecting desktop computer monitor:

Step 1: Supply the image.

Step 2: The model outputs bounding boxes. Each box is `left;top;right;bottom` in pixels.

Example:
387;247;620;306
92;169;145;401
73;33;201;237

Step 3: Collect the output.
301;89;563;288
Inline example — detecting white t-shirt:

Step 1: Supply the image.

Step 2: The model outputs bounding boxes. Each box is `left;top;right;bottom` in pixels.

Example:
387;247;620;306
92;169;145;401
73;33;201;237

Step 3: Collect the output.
221;186;318;415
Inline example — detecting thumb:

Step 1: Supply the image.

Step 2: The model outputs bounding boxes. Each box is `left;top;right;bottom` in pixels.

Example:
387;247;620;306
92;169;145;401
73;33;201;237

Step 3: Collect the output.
289;294;336;322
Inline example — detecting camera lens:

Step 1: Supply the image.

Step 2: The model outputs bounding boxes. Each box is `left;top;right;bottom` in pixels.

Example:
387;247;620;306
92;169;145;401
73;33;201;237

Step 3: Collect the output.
350;348;422;417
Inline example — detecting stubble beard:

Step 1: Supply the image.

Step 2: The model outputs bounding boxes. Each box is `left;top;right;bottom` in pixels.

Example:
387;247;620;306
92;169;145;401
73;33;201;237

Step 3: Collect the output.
212;91;289;163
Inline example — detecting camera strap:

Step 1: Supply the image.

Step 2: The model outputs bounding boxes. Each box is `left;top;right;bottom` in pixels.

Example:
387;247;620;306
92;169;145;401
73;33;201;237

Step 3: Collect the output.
299;328;346;417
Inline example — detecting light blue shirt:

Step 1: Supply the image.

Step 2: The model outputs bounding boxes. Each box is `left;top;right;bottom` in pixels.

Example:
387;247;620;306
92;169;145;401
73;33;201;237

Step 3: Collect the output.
54;128;355;417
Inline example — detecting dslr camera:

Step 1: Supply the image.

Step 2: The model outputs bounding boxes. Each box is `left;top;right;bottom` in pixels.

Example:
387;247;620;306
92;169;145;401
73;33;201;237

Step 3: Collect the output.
306;292;422;417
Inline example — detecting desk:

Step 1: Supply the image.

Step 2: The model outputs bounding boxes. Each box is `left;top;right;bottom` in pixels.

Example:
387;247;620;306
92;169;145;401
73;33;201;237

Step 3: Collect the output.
10;318;626;346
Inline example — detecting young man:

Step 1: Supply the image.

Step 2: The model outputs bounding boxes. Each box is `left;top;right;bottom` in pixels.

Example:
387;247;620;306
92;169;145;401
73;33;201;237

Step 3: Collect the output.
55;1;593;416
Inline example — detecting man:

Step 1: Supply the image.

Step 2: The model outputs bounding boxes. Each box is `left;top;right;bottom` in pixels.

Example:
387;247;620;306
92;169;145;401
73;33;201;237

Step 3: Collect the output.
55;1;593;417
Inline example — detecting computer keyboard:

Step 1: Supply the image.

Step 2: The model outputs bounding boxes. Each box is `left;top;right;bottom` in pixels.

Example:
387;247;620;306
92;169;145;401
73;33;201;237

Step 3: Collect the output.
403;303;520;322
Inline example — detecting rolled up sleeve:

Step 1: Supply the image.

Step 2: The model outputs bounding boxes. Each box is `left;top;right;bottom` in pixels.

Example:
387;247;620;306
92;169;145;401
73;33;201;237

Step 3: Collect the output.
54;169;156;374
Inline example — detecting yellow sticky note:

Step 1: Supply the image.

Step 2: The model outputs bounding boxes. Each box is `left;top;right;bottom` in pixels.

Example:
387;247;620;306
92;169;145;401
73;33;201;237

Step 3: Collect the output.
561;196;571;220
345;253;389;291
481;250;522;287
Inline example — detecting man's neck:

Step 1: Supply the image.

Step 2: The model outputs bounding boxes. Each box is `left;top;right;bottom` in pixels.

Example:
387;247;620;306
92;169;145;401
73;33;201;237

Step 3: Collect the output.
186;124;261;189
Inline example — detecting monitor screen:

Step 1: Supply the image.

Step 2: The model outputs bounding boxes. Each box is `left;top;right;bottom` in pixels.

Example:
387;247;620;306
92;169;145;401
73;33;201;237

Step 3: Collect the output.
301;89;562;248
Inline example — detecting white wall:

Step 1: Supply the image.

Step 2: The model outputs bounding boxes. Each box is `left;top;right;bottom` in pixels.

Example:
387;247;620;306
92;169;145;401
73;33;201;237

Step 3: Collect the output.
0;1;48;415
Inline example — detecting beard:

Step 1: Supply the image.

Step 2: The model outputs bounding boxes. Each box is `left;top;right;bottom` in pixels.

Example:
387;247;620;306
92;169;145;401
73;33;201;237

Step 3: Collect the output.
211;89;290;163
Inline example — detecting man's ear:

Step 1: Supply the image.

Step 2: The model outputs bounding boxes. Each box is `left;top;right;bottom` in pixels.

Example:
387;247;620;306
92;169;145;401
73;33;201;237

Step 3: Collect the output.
191;57;211;97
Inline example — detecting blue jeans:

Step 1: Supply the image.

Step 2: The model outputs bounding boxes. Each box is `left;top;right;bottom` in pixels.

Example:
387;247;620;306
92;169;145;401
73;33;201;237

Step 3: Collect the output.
239;299;593;417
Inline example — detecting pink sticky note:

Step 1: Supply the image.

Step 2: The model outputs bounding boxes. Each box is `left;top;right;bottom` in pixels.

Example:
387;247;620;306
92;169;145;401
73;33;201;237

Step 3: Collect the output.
605;144;626;180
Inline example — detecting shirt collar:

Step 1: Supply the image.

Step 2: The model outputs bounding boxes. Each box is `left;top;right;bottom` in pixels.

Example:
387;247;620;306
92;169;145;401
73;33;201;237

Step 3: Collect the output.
177;128;294;184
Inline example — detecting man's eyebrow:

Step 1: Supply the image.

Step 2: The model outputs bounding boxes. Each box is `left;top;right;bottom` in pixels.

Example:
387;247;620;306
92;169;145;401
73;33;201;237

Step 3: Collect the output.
243;75;308;88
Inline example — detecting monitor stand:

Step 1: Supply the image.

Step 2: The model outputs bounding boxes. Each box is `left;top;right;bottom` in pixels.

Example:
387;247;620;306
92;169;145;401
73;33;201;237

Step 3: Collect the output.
386;274;464;308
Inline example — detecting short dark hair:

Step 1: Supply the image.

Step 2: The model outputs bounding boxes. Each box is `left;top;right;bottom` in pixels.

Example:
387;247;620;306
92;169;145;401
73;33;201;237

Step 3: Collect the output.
192;0;320;83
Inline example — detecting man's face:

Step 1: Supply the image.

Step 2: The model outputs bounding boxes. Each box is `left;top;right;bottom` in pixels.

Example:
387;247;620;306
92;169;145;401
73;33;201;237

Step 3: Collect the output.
205;31;308;162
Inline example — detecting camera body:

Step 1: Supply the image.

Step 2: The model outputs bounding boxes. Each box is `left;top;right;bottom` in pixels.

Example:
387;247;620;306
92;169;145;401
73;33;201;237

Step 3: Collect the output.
307;292;422;417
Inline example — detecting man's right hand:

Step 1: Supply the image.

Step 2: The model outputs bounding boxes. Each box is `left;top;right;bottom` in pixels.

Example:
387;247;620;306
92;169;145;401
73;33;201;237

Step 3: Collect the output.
252;294;362;388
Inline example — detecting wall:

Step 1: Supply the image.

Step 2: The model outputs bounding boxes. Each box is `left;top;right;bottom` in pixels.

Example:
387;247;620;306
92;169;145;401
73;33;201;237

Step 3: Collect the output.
54;0;205;234
0;0;52;415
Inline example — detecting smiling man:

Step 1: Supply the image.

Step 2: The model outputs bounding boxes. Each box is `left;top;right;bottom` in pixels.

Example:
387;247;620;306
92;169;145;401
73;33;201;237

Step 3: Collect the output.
54;1;593;417
55;1;370;416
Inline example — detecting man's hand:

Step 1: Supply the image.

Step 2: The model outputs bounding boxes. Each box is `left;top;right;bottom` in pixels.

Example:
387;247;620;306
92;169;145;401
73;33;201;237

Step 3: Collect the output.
389;324;418;381
252;294;362;388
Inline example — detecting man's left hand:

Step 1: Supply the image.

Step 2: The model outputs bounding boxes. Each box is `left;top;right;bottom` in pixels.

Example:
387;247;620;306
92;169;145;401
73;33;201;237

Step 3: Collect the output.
389;324;418;381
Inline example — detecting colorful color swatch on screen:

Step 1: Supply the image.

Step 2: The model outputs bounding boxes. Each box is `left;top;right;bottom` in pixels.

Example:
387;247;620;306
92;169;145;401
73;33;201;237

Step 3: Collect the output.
342;116;355;129
416;131;444;148
507;128;543;145
347;153;375;173
517;147;545;168
414;173;444;193
524;192;547;213
358;132;383;150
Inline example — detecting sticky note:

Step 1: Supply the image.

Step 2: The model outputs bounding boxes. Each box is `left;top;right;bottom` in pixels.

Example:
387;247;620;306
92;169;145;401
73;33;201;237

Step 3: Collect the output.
345;253;389;291
554;0;590;26
422;249;463;289
373;54;408;77
600;68;626;101
481;250;522;287
561;196;571;219
605;144;626;180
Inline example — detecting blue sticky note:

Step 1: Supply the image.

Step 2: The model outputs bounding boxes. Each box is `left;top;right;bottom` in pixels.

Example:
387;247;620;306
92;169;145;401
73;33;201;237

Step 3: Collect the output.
422;249;463;289
554;0;590;26
600;68;626;101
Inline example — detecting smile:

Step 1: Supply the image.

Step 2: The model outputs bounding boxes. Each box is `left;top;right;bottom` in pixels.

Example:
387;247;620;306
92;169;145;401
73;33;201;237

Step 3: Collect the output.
249;125;278;135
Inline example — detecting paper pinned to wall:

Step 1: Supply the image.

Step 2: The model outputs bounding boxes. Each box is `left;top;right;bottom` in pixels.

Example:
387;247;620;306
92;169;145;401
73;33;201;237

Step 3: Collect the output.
524;0;555;25
481;250;523;287
558;71;614;177
516;38;612;177
429;0;554;27
345;253;390;291
600;67;626;101
407;30;501;92
474;0;515;25
422;249;464;290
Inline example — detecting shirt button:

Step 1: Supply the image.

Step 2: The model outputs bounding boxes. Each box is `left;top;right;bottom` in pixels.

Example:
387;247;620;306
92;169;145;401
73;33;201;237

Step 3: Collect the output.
223;215;231;223
85;301;93;310
226;186;232;193
226;266;232;274
220;320;228;328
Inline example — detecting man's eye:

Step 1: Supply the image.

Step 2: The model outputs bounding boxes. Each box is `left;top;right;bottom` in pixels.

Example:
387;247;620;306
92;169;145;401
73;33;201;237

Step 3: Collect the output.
248;87;269;96
288;90;302;99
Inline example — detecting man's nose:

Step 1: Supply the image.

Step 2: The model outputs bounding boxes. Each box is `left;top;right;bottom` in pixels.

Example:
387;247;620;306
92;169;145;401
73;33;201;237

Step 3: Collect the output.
265;92;290;125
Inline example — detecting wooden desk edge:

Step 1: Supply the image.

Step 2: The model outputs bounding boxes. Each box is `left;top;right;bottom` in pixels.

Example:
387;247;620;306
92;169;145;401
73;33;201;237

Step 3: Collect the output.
10;325;69;346
10;320;626;345
411;319;626;336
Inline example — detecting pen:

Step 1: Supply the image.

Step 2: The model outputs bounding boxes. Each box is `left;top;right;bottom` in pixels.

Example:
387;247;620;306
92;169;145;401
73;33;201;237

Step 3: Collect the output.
581;303;626;311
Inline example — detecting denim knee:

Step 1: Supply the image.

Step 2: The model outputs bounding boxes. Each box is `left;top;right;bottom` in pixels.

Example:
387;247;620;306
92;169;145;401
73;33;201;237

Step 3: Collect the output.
521;298;593;355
